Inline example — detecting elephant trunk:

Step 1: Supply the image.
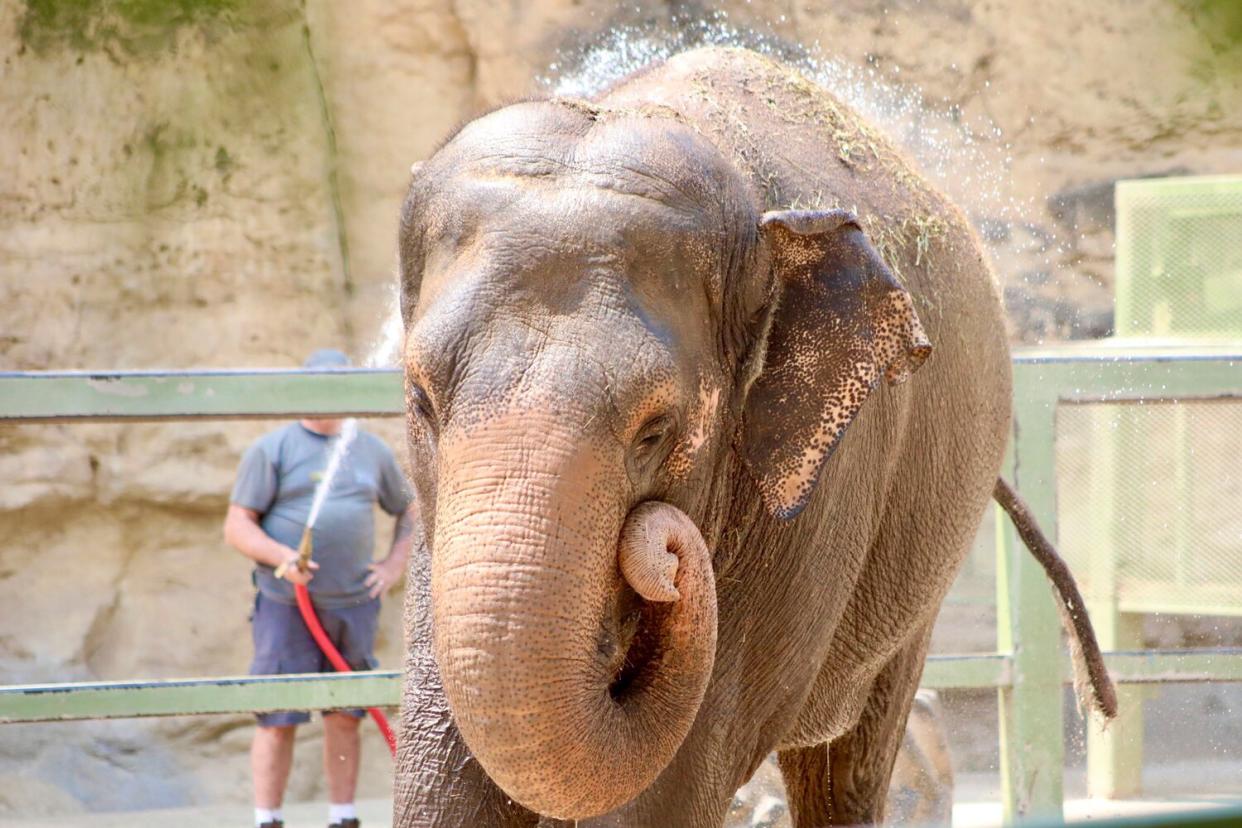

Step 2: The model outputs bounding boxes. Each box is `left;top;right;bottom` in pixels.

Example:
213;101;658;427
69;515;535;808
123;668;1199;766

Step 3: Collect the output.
431;425;717;819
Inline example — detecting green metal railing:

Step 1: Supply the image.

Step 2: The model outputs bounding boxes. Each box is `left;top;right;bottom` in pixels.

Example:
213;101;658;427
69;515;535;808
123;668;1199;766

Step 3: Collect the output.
0;368;398;423
1;346;1240;823
996;346;1241;821
6;648;1241;724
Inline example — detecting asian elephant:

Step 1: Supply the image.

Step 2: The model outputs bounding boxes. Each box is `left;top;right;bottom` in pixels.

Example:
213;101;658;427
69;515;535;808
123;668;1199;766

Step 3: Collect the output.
394;46;1013;826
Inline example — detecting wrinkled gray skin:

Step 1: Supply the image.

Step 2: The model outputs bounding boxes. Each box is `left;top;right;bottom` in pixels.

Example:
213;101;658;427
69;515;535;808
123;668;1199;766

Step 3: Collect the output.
394;47;1010;827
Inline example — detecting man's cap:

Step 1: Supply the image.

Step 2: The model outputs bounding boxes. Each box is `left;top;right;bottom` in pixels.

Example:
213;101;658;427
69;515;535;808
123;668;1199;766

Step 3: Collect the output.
303;348;352;369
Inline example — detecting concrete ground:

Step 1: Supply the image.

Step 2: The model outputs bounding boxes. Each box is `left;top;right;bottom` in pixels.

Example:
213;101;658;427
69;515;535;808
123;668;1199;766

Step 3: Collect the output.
6;791;1242;828
0;798;392;828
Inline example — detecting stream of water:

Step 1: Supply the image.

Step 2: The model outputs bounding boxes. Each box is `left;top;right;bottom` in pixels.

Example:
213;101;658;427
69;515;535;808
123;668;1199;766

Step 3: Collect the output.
304;289;404;531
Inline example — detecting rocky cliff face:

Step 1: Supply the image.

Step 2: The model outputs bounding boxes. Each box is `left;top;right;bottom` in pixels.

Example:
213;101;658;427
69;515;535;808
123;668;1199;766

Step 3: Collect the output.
1;0;1239;817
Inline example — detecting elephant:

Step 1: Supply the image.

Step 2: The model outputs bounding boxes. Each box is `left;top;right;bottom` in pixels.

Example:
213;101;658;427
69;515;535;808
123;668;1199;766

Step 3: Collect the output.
391;46;1106;826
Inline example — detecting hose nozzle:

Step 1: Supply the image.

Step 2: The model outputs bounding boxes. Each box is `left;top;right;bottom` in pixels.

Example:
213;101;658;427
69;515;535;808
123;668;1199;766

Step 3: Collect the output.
274;528;314;581
296;528;314;573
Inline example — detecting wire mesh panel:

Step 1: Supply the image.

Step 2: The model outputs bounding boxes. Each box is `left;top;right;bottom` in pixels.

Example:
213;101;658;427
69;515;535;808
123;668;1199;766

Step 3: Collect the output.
1115;176;1242;339
1065;174;1242;616
1056;399;1242;616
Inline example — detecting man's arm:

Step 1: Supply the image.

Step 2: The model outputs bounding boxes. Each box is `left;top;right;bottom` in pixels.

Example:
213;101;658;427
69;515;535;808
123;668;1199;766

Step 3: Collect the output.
365;503;420;599
223;504;317;586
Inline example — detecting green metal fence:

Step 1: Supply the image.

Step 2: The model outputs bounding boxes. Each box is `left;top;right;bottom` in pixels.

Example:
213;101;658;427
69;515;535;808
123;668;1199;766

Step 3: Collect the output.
1;347;1240;823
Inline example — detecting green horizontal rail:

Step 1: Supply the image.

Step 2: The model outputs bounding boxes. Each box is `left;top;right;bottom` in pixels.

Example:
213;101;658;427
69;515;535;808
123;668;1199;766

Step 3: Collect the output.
921;654;1012;689
1102;648;1242;684
1011;347;1240;405
0;350;1236;423
1117;600;1242;619
0;369;404;423
0;671;402;722
6;649;1241;723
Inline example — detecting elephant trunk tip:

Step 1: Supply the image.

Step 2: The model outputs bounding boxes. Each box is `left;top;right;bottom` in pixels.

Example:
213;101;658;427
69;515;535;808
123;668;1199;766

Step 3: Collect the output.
619;501;691;602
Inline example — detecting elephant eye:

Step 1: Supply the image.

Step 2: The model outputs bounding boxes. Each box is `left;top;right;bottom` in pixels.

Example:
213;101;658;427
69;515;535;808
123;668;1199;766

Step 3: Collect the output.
631;414;676;467
409;383;436;424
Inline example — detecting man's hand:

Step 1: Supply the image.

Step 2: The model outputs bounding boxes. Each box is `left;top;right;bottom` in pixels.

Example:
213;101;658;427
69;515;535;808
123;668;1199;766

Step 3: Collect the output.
276;549;319;586
365;555;404;599
365;503;418;599
225;505;321;587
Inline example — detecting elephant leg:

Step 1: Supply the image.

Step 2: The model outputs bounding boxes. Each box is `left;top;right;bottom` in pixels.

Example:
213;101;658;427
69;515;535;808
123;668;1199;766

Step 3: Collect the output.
827;623;935;827
393;549;539;828
777;742;833;828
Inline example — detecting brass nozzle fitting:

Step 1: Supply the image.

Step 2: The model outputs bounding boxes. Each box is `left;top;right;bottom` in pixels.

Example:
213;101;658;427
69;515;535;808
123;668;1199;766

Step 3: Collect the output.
297;528;314;573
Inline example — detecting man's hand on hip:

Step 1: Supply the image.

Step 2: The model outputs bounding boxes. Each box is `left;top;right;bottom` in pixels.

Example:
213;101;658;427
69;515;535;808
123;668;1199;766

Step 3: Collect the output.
365;555;404;599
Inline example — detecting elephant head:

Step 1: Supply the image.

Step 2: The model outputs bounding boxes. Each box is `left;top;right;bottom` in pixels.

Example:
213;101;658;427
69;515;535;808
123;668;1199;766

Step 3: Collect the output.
398;100;930;819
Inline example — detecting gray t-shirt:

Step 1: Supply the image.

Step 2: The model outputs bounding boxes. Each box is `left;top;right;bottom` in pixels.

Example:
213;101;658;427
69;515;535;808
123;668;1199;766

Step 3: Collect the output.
231;422;412;608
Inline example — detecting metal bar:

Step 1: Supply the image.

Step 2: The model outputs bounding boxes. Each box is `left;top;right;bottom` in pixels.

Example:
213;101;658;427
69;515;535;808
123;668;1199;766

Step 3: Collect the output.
5;650;1238;724
0;369;404;423
0;672;401;723
1;354;1235;423
1017;349;1241;809
1012;349;1242;364
1089;399;1149;798
1101;649;1242;684
0;658;1009;723
921;654;1012;689
1011;351;1240;404
1117;599;1242;618
998;377;1065;821
1089;614;1146;797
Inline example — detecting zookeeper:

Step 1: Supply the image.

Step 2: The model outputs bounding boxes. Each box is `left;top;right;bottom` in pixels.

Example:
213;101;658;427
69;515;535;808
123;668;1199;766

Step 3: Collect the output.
223;348;416;828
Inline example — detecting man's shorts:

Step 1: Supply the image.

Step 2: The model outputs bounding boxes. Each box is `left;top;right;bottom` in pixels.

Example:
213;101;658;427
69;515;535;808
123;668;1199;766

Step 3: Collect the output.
249;592;381;727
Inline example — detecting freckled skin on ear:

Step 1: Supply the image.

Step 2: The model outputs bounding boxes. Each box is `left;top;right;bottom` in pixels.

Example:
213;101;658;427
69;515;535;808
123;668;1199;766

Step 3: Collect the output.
395;45;1011;828
743;211;933;519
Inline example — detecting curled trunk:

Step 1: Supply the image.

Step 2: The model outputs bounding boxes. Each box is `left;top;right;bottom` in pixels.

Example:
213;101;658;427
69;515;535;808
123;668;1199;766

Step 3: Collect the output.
432;430;717;818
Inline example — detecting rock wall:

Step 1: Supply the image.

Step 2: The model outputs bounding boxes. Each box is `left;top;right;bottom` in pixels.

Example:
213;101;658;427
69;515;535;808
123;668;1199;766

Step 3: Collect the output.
1;0;1240;817
0;0;392;812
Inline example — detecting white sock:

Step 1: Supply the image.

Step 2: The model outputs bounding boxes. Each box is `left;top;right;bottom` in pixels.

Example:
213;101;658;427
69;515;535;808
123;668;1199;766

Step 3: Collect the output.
255;807;282;826
329;802;357;822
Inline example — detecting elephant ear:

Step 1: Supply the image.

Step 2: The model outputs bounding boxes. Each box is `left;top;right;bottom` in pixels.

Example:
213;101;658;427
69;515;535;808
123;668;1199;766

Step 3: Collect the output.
743;209;932;520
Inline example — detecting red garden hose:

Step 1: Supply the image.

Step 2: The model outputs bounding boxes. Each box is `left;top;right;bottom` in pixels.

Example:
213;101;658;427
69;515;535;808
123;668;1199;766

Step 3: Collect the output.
291;530;396;757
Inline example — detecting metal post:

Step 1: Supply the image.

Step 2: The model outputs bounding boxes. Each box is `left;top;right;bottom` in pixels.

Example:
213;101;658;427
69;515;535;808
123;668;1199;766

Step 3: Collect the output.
1087;611;1145;797
998;378;1064;822
1086;404;1145;798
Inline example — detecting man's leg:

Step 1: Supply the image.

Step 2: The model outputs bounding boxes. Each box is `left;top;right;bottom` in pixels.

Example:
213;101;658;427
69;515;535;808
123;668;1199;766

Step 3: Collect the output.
323;712;363;805
318;598;381;825
253;724;298;810
249;593;319;824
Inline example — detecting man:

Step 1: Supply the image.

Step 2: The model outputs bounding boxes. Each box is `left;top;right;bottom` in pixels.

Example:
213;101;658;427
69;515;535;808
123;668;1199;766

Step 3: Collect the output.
224;348;415;828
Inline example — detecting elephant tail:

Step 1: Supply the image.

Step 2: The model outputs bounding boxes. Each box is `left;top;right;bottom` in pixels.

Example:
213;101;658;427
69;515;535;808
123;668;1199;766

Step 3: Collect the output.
993;477;1119;721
